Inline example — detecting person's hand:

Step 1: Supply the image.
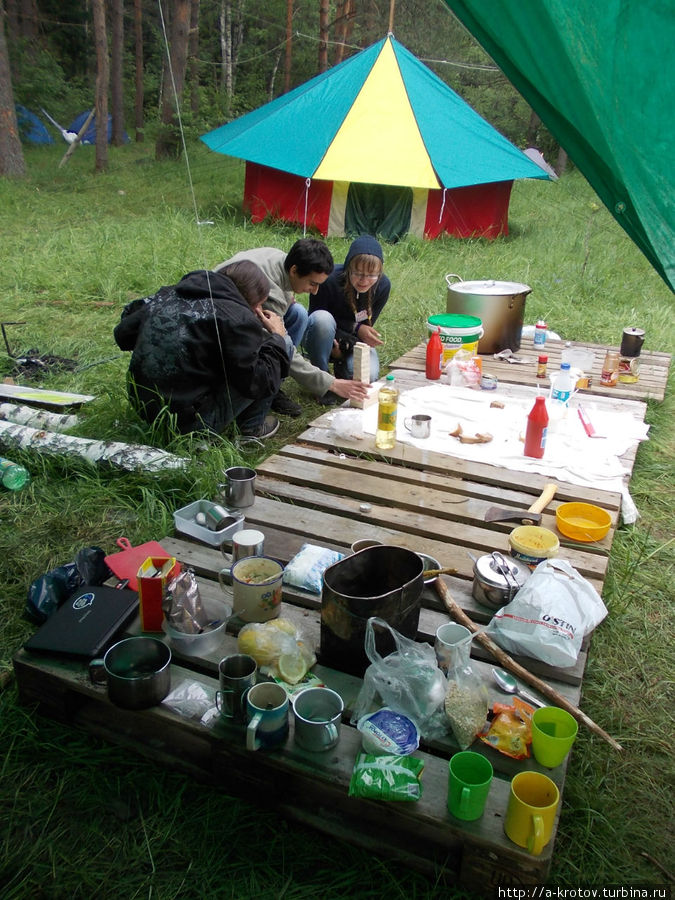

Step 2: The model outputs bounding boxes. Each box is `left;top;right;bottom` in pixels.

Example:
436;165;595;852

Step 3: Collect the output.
331;379;369;401
256;307;286;337
355;324;383;347
329;339;342;360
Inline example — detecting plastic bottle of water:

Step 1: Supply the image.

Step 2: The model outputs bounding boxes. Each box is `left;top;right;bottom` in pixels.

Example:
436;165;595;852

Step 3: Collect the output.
0;456;30;490
375;374;399;450
550;362;575;405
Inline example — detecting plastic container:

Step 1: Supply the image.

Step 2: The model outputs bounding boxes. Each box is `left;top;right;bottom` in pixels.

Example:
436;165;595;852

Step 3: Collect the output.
426;314;484;366
376;374;399;451
425;327;442;379
0;457;30;490
555;502;612;542
534;320;547;346
173;500;244;546
550;362;575;404
600;350;620;387
524;395;549;459
536;355;548;378
509;525;560;570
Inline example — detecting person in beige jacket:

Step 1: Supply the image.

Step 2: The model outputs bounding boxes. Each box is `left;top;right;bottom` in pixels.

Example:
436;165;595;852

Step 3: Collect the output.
216;240;369;410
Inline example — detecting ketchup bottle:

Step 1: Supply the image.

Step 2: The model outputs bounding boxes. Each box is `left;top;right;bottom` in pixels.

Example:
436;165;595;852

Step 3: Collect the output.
426;328;442;380
524;395;549;459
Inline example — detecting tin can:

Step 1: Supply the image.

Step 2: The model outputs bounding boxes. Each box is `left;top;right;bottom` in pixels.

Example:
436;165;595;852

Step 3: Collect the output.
618;355;640;383
536;355;548;378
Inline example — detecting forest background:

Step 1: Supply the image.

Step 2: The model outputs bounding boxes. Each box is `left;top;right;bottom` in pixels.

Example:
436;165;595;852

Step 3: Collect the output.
2;0;562;174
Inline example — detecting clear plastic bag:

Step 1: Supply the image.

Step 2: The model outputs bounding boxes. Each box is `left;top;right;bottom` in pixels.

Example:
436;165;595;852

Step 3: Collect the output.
351;617;448;739
444;663;489;749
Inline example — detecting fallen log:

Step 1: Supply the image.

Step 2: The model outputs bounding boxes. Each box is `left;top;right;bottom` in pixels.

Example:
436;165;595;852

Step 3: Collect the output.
434;577;623;752
0;403;79;432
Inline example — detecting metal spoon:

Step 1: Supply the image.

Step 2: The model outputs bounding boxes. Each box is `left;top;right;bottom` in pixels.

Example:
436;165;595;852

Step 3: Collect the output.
491;667;545;708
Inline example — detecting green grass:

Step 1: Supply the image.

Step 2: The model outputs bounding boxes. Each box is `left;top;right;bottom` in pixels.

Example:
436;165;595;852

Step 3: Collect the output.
0;142;673;896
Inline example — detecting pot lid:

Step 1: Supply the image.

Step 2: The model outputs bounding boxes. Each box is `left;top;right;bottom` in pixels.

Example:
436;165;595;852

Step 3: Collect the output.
474;551;531;590
448;279;531;296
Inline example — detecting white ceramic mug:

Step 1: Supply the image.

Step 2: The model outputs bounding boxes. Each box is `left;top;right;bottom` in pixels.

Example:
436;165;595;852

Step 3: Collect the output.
404;414;432;439
350;538;382;554
231;556;284;622
246;682;289;751
292;687;343;752
435;622;473;672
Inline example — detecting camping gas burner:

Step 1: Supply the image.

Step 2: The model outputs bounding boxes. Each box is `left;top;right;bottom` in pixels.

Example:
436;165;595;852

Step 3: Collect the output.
11;349;78;380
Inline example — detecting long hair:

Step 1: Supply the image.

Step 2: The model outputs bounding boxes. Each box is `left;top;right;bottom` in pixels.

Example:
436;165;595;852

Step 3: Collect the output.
341;252;383;319
219;260;271;307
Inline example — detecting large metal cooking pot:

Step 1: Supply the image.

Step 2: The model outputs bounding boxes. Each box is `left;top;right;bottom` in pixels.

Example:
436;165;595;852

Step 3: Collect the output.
320;545;424;677
446;274;532;354
90;636;172;709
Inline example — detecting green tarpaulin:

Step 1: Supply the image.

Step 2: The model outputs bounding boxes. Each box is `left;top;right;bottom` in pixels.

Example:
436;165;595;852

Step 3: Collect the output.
444;0;675;292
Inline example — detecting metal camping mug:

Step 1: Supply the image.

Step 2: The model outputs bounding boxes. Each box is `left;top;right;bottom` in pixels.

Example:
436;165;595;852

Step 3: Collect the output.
292;687;344;752
220;466;256;509
230;529;265;563
215;653;257;724
404;414;431;439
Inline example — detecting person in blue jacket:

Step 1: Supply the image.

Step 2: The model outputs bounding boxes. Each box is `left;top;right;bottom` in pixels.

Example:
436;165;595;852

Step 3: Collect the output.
303;236;390;391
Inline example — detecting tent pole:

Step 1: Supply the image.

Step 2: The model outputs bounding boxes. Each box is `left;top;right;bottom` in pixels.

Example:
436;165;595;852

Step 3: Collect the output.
388;0;395;33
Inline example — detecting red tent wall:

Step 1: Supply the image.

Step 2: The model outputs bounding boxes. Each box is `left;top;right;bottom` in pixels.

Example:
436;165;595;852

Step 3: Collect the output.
424;180;513;239
243;163;333;235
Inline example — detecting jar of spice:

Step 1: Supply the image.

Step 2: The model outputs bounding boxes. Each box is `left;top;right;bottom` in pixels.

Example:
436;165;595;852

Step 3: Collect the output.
600;350;620;387
536;355;548;378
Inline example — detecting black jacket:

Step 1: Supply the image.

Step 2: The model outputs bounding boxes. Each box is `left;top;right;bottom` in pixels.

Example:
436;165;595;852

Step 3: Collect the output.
114;270;290;433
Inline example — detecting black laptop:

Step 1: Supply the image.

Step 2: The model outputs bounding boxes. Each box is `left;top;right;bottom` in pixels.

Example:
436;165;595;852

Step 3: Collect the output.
24;584;139;658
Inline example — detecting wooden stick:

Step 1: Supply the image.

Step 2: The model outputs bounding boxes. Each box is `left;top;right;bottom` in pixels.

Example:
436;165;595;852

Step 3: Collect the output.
423;566;458;578
434;578;623;752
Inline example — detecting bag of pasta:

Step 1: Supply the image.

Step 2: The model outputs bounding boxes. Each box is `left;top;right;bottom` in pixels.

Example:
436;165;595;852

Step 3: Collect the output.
444;663;489;750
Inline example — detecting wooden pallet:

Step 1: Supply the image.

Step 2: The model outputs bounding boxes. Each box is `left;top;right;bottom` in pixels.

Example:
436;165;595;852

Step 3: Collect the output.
390;335;671;401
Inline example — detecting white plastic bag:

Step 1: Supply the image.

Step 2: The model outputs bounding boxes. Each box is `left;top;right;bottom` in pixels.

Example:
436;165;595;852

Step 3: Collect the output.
351;617;448;738
485;559;608;668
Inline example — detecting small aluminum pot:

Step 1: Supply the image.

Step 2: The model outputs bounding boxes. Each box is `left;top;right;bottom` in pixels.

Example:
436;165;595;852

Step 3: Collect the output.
90;636;172;709
472;551;531;610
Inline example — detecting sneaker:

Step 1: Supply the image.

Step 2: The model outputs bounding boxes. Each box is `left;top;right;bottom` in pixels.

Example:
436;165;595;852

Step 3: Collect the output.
317;391;343;407
271;388;302;418
239;415;280;439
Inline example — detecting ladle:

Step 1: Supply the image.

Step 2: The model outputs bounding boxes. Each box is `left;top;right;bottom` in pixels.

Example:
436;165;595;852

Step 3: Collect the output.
492;667;545;708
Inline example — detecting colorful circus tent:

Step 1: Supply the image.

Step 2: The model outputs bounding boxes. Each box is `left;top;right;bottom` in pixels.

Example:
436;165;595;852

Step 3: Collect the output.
201;36;550;242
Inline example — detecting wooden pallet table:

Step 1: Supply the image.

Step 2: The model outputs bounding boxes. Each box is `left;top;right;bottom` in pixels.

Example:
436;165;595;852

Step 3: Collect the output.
390;335;671;401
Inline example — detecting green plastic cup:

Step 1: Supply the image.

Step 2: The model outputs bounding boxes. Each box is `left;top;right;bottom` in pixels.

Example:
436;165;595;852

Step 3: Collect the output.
447;751;493;821
531;706;578;768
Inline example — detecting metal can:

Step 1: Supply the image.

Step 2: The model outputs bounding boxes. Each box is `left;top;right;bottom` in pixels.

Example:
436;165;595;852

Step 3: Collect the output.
536;355;548;378
618;355;640;383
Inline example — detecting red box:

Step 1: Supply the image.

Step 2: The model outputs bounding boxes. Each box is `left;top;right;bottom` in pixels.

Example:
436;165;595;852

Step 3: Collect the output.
137;556;180;632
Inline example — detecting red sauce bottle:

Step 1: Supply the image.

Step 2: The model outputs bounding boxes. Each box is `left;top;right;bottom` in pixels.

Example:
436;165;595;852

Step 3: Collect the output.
426;327;442;380
524;395;549;459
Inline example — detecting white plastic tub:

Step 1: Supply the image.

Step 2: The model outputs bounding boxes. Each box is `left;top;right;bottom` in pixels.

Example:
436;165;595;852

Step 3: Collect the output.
173;500;244;547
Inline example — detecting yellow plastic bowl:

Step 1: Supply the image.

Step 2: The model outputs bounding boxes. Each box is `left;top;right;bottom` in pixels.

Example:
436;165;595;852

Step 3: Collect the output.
509;525;560;570
555;502;612;542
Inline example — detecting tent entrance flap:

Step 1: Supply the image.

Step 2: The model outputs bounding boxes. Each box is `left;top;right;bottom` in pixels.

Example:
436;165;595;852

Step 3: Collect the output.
344;183;413;242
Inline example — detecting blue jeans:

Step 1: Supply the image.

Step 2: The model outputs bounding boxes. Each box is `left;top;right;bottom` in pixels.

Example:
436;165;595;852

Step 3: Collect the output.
284;302;308;348
303;309;379;380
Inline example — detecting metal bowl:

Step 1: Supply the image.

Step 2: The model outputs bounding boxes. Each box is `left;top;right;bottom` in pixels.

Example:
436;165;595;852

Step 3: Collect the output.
417;552;441;585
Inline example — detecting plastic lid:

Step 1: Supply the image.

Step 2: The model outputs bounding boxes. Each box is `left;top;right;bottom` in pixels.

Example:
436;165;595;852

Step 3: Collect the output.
386;373;395;381
560;362;571;370
428;313;482;330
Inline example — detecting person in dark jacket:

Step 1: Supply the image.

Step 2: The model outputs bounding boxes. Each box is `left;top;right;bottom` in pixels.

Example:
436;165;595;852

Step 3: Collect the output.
303;235;391;384
113;261;292;438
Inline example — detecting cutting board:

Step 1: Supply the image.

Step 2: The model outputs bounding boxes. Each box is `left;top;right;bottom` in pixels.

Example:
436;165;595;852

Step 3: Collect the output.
105;538;177;590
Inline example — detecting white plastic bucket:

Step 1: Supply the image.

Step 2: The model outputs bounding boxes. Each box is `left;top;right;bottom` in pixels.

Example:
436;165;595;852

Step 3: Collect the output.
427;314;483;365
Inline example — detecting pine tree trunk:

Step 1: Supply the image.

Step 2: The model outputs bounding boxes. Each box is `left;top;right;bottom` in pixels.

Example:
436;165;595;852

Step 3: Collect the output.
0;3;26;177
134;0;144;142
188;0;200;116
283;0;292;93
556;146;569;177
156;0;190;159
92;0;109;173
110;0;125;146
318;0;328;73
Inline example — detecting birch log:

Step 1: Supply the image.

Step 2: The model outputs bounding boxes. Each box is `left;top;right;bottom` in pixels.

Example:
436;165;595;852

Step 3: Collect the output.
0;420;187;472
0;403;79;432
434;577;623;751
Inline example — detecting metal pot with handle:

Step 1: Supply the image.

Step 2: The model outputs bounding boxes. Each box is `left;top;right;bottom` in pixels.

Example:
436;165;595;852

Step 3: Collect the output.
445;274;532;354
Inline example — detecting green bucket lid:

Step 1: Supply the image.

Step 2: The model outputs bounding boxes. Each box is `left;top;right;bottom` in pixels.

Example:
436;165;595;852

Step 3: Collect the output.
428;313;482;332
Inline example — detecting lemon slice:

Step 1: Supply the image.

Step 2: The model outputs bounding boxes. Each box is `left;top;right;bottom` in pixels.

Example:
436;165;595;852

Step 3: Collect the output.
278;651;308;685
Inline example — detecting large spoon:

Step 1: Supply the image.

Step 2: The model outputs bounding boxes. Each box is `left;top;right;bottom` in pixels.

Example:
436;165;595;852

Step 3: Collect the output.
492;667;545;708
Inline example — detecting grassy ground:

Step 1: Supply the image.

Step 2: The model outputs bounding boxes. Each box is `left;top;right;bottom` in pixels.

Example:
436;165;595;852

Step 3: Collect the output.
0;142;673;897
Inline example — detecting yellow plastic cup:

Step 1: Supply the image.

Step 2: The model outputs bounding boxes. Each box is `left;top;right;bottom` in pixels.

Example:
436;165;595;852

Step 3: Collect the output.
504;771;560;856
531;706;578;768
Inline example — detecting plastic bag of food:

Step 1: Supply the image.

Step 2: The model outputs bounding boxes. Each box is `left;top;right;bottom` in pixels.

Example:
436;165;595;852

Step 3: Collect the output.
444;664;489;749
163;567;208;633
237;618;316;683
282;544;344;594
351;618;448;739
444;350;482;388
478;698;534;760
348;753;424;801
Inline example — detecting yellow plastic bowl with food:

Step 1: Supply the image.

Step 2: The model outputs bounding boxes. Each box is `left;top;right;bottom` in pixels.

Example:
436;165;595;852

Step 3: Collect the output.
556;502;612;542
508;525;560;570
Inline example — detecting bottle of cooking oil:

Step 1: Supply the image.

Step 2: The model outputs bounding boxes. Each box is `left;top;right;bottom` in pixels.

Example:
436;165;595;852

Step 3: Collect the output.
375;374;399;450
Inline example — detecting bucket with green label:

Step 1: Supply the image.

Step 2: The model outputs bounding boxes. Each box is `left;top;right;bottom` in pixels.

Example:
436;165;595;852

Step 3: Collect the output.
427;314;483;365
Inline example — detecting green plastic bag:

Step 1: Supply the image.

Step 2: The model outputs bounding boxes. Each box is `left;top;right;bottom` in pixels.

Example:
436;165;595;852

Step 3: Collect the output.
348;752;424;801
